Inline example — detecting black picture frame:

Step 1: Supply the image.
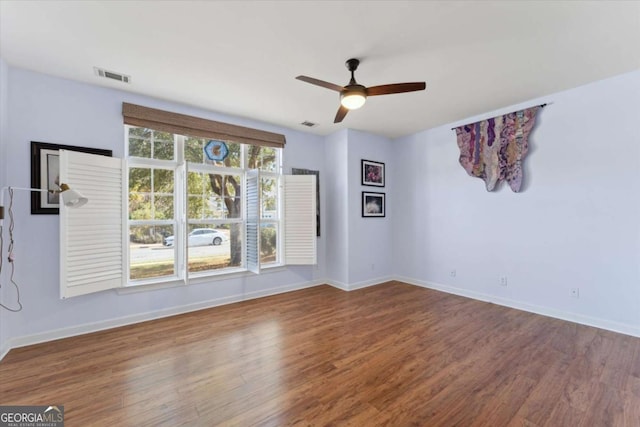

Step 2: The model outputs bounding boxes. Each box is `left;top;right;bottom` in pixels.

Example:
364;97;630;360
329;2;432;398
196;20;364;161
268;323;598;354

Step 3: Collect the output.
361;159;385;187
30;141;113;214
362;191;385;217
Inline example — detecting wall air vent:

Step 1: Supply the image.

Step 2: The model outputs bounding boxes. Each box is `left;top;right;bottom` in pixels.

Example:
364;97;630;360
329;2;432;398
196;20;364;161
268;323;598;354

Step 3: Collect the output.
94;67;131;84
300;121;317;127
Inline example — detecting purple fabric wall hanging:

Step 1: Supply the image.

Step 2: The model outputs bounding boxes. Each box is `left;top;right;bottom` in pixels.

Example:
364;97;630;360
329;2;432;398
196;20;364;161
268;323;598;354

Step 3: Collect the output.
454;106;542;192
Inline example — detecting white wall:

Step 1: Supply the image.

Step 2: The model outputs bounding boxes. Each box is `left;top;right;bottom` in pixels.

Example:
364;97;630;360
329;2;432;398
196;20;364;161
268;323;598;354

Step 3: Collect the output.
324;130;349;286
393;70;640;336
0;58;7;187
2;64;638;358
346;129;393;286
2;67;326;348
323;129;395;289
0;58;10;357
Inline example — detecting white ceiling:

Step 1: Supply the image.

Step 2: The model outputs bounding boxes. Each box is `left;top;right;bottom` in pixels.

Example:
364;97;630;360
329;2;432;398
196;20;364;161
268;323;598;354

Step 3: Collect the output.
1;1;638;138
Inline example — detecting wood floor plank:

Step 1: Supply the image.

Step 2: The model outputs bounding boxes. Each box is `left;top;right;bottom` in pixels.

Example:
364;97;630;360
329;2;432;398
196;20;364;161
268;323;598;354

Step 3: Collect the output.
508;354;572;426
1;282;638;426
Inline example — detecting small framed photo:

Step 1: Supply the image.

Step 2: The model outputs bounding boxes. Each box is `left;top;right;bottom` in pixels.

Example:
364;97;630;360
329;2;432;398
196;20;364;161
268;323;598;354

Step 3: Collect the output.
31;141;112;214
361;159;385;187
362;192;385;217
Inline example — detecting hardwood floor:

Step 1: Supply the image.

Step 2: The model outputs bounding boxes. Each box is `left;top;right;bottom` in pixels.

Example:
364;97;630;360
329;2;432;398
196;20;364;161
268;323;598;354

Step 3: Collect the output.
1;281;638;426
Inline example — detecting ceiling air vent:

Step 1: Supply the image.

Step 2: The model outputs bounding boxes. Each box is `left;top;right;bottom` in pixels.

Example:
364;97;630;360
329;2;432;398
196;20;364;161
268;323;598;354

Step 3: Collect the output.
300;121;317;127
94;67;131;84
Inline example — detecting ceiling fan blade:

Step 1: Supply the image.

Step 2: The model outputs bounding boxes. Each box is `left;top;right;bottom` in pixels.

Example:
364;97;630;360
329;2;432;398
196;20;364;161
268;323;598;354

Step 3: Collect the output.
334;105;349;123
296;76;344;92
367;82;426;96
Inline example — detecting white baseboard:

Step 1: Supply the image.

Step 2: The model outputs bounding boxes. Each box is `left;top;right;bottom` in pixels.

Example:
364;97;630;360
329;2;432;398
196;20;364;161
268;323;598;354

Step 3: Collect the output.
6;279;326;355
326;276;393;291
0;341;9;362
396;275;640;338
3;275;637;363
349;275;394;290
326;279;349;291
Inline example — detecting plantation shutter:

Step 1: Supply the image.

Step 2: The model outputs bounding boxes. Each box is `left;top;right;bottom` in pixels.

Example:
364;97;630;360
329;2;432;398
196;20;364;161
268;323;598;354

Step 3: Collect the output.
246;169;260;274
60;150;124;298
283;175;317;265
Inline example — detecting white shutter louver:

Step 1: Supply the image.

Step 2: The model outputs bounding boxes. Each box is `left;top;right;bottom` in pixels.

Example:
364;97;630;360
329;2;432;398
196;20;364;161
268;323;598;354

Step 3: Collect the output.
284;175;316;265
246;169;260;274
60;150;124;298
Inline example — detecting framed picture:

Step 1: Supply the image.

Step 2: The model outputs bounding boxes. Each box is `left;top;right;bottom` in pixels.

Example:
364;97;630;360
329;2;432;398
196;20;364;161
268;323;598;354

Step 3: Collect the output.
362;191;385;217
361;159;385;187
30;141;113;214
292;168;321;237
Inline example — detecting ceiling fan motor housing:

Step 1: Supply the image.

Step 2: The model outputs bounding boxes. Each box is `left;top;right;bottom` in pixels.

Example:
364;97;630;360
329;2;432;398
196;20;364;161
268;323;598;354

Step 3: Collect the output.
341;59;366;108
346;58;360;72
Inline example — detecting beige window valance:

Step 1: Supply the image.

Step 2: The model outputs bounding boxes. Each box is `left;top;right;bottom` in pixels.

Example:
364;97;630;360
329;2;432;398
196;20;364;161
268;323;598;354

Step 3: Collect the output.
122;103;286;148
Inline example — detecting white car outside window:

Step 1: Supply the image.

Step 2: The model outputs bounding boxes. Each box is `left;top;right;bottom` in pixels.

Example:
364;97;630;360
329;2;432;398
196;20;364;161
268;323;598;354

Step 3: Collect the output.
163;228;227;247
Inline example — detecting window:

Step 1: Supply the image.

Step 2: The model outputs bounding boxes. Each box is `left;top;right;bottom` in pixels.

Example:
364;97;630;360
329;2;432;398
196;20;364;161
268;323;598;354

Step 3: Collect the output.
59;103;315;298
127;128;283;285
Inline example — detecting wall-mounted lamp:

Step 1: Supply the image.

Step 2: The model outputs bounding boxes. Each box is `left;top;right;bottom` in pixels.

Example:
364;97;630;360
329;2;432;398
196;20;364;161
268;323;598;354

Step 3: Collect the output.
57;184;88;208
0;184;88;221
0;184;88;312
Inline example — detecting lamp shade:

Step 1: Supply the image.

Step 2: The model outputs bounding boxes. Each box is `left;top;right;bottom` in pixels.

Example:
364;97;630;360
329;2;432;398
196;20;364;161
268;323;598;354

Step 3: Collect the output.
59;184;88;208
340;86;367;110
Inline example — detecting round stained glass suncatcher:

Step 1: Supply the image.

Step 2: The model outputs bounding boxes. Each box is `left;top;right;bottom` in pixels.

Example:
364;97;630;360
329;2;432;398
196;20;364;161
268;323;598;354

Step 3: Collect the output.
204;140;229;161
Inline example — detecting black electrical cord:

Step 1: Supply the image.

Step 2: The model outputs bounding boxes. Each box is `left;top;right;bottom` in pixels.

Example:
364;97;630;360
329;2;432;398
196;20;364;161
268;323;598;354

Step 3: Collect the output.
0;187;23;312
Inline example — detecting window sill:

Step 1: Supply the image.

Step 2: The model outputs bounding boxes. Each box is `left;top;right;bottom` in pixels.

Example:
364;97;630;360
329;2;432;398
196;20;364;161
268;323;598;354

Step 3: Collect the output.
117;263;287;294
188;263;287;285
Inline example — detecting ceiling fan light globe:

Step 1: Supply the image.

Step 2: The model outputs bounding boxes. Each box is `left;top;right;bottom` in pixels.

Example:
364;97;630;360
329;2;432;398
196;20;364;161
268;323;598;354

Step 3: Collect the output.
341;92;366;110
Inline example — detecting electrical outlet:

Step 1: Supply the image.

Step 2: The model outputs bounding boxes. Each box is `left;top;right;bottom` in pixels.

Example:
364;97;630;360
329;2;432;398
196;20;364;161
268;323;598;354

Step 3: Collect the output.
499;276;508;286
571;288;579;298
450;269;456;277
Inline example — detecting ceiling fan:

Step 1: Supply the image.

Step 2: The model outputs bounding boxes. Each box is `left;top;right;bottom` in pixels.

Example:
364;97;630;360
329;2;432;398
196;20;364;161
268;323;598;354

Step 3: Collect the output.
296;58;426;123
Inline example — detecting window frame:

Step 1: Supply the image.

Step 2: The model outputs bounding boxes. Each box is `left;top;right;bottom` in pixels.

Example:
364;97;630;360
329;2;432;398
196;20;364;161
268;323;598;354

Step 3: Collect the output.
125;126;283;287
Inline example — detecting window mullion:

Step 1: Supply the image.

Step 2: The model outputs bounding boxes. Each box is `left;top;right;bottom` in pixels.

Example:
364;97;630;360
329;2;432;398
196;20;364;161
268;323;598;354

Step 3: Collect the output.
201;172;206;222
150;166;155;220
150;130;155;160
176;135;187;281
